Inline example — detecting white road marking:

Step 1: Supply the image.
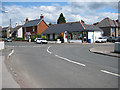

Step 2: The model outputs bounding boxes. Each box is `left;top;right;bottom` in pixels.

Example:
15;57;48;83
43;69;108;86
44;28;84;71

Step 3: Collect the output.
6;45;44;47
55;55;86;67
101;70;120;77
7;49;14;59
47;46;52;54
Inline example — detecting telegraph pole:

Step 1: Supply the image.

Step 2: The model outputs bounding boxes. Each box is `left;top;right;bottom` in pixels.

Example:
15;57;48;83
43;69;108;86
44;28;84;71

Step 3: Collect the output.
8;18;12;38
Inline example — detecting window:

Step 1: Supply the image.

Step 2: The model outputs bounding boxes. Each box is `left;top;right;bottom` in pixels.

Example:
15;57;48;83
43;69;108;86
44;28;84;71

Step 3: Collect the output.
33;26;35;32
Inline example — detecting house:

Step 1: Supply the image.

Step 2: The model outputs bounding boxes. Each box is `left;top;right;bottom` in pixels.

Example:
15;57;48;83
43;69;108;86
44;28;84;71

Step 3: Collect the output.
96;17;119;37
2;26;10;38
22;14;49;40
42;22;103;43
11;24;23;39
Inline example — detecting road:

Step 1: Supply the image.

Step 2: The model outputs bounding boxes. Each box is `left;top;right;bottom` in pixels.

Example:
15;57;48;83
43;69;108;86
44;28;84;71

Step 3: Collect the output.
4;42;119;88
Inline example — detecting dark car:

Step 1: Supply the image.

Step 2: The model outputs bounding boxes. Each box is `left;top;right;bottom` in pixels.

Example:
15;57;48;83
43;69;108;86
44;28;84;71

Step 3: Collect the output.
116;36;120;42
4;38;12;42
107;36;117;42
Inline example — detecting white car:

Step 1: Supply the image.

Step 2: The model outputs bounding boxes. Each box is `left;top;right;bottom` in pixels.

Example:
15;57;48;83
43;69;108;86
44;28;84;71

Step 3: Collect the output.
36;38;48;44
95;37;107;43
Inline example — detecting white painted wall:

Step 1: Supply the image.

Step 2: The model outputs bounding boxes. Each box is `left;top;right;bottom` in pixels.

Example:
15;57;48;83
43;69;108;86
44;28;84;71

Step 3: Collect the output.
88;31;102;43
64;31;68;43
94;31;102;42
55;34;58;39
88;32;94;43
0;41;4;50
50;34;53;40
17;27;23;38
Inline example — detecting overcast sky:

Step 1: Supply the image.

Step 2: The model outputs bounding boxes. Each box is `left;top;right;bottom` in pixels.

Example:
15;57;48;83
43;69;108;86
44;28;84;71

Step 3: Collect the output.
1;1;119;27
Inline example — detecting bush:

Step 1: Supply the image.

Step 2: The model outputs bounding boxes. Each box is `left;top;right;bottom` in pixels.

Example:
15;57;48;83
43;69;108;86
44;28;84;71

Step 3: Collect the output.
56;34;64;43
36;33;41;38
30;36;36;42
41;36;47;40
16;38;24;40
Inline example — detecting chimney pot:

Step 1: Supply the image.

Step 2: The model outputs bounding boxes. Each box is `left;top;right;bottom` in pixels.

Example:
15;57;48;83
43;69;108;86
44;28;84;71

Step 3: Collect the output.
26;18;29;22
40;14;44;20
15;23;18;26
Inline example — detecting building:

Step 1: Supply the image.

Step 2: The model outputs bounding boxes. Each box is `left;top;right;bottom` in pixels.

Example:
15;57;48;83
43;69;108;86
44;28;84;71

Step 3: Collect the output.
11;24;23;39
22;14;48;40
2;26;10;38
42;22;103;43
96;17;119;37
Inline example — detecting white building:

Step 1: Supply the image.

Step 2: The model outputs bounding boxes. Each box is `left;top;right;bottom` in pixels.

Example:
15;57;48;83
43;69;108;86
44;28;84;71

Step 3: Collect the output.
11;25;23;39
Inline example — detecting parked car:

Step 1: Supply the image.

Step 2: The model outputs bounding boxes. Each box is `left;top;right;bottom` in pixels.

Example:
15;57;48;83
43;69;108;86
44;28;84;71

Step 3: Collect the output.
36;38;48;44
95;37;107;43
4;38;12;42
116;36;120;42
107;36;117;42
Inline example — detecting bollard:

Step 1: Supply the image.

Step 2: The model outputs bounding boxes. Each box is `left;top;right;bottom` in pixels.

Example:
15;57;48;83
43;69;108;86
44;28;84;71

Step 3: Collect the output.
0;41;4;50
114;42;120;53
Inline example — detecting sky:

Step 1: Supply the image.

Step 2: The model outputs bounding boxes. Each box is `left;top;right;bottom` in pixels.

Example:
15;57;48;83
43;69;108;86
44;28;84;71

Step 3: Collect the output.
0;1;119;27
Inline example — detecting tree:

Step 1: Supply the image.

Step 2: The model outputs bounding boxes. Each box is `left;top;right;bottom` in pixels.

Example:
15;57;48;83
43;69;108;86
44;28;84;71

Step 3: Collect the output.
93;22;99;25
57;13;66;24
81;20;85;23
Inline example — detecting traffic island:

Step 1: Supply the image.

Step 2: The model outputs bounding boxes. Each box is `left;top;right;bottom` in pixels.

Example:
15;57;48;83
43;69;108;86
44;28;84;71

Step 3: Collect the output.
90;46;120;58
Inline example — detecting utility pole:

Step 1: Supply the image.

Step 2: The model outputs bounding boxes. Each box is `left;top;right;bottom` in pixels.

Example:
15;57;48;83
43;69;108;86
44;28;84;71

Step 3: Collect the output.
8;18;12;38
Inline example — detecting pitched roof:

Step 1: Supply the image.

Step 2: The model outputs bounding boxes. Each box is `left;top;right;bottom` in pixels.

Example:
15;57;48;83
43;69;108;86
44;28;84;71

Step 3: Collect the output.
2;26;9;31
83;23;103;31
42;22;102;34
22;19;42;27
97;17;118;27
10;25;22;34
13;25;22;31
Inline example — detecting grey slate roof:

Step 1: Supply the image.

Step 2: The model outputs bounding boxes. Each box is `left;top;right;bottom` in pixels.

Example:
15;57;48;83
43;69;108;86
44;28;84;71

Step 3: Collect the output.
22;19;42;27
42;22;102;34
2;26;9;31
11;25;22;34
83;23;103;31
97;17;118;27
42;22;84;34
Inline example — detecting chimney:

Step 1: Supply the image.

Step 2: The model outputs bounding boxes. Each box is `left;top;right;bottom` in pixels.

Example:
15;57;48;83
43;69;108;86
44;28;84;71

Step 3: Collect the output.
40;14;44;20
26;18;29;22
49;22;52;26
15;23;18;26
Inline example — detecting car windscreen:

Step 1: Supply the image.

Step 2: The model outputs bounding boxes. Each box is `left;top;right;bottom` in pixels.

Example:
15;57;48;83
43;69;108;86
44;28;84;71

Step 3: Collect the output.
99;37;102;39
38;38;44;40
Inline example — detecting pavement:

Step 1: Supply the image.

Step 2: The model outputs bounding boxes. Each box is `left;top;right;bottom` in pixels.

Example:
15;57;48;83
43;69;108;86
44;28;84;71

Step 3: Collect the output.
89;45;120;58
0;49;20;88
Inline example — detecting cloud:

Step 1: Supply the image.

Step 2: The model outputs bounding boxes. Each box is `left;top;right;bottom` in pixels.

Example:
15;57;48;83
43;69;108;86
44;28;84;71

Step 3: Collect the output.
2;2;118;27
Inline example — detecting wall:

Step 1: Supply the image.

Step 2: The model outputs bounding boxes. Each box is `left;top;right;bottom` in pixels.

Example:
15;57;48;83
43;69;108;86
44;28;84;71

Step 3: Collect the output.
88;32;94;43
17;27;23;38
88;31;102;43
100;27;110;36
94;31;102;42
0;41;4;50
37;20;48;34
50;34;53;40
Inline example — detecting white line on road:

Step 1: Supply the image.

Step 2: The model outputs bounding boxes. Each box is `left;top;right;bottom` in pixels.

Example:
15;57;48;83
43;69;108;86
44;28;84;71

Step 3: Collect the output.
47;46;52;54
55;55;86;67
7;49;14;59
101;70;120;77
